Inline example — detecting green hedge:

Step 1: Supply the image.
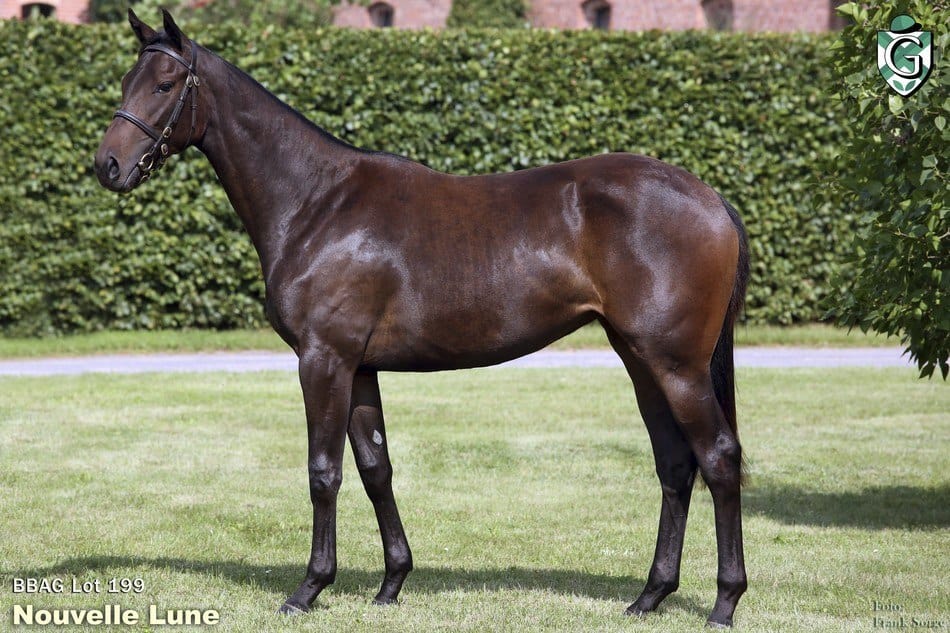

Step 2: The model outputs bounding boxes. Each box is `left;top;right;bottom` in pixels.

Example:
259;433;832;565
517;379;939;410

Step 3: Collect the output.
447;0;527;28
0;20;852;335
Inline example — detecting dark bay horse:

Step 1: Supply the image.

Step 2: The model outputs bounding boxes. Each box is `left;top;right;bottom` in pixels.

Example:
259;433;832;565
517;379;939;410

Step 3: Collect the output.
95;10;749;627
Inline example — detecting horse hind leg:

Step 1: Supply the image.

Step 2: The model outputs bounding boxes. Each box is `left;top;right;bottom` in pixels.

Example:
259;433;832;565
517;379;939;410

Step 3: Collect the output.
628;387;698;616
347;370;413;605
604;326;698;616
644;351;746;627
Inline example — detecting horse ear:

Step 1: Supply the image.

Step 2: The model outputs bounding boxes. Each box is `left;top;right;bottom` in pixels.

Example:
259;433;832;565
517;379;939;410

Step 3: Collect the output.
128;8;157;46
161;9;186;52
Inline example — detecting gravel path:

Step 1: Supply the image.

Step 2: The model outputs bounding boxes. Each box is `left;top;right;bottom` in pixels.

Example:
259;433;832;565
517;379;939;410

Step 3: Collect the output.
0;347;911;376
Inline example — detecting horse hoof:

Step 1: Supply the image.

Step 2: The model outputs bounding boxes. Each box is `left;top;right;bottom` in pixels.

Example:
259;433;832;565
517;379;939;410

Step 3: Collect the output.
277;602;309;616
624;604;649;618
372;597;398;606
706;617;733;628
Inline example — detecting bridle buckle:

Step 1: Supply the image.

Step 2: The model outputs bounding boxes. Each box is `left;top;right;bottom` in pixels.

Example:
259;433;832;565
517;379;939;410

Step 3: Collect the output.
138;151;155;173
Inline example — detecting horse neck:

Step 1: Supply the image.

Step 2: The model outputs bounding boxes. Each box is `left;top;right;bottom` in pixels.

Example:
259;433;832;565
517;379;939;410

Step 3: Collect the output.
193;47;361;277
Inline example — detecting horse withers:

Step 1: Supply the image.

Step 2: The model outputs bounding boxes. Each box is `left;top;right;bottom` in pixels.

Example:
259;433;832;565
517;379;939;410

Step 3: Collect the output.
95;10;750;627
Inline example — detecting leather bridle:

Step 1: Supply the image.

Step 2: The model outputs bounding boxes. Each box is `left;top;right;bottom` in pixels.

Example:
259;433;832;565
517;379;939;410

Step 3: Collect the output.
114;40;200;184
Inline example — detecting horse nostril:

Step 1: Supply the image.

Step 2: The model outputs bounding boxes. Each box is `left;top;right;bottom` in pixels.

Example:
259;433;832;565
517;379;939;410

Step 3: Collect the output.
107;156;120;181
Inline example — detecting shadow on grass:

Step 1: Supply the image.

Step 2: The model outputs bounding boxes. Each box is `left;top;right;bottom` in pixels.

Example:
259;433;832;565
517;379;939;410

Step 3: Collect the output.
744;481;950;529
5;556;705;616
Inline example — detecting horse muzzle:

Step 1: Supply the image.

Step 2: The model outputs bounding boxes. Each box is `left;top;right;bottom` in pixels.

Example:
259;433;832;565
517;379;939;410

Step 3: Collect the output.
94;147;146;194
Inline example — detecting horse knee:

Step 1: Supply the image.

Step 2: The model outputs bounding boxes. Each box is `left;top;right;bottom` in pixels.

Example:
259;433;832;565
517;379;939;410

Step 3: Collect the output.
308;460;342;503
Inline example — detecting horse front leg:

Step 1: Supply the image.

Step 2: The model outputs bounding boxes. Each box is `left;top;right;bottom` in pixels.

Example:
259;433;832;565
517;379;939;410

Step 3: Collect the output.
279;348;356;614
348;370;413;604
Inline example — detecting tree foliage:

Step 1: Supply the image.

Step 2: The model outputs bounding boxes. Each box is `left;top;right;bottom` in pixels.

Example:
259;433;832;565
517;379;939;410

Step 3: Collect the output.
829;1;948;377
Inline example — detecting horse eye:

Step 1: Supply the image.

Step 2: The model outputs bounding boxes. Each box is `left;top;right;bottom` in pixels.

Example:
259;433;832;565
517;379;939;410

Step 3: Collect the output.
155;82;174;94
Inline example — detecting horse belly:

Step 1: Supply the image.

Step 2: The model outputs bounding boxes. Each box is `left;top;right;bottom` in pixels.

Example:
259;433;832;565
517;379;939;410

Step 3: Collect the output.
362;262;598;371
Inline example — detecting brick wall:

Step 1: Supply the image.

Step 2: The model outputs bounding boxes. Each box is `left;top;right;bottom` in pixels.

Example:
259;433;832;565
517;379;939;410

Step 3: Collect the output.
0;0;846;32
334;0;452;29
339;0;844;32
529;0;705;30
529;0;843;32
0;0;89;23
732;0;837;33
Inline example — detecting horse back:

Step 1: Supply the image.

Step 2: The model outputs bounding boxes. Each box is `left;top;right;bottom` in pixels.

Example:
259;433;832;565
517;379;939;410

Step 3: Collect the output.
271;152;737;370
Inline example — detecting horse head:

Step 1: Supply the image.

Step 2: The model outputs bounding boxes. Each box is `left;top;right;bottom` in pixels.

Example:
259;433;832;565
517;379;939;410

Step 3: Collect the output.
94;9;205;193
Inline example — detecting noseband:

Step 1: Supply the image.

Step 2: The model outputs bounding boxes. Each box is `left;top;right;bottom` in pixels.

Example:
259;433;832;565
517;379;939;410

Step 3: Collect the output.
114;40;200;183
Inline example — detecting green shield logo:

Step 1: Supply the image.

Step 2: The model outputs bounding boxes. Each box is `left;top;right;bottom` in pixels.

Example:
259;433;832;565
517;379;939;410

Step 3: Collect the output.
878;14;933;97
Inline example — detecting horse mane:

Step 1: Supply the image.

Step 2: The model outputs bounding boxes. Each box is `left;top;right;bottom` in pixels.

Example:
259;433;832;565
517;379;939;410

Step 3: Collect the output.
150;32;418;166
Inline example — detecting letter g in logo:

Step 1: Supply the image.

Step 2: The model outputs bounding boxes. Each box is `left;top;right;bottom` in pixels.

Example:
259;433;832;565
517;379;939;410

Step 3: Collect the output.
884;34;923;79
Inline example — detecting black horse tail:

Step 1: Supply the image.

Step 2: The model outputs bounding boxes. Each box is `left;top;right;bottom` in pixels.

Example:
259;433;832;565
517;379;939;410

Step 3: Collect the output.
710;192;749;483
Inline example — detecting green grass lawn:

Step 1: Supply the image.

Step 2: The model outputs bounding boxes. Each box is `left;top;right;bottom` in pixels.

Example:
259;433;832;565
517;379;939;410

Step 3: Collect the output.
1;367;946;632
0;323;898;359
